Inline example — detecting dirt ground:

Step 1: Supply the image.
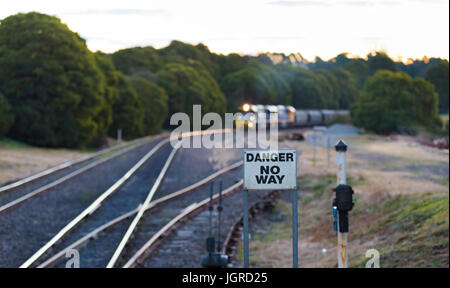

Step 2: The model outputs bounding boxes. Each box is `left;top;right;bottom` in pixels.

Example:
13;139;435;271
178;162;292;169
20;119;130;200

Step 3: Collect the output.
0;140;88;186
241;134;449;268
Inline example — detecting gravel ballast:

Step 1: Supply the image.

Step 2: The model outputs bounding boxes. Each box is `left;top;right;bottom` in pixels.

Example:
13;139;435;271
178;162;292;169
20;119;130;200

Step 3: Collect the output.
0;138;164;267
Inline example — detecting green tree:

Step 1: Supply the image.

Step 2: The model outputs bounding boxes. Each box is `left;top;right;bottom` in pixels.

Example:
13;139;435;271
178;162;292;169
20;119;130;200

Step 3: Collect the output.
159;41;221;80
218;53;247;78
331;68;359;109
220;61;290;111
290;69;323;109
0;92;14;135
157;62;226;117
90;53;121;146
111;46;162;77
315;70;340;109
351;70;439;134
108;73;144;140
345;60;368;88
0;12;106;147
426;61;449;113
130;78;168;134
367;51;397;75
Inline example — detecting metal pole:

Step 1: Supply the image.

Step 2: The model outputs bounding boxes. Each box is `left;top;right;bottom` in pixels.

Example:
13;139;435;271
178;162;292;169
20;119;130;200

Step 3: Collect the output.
292;189;299;268
335;139;348;268
208;182;214;238
117;129;122;143
243;189;249;268
217;182;223;252
313;133;316;167
327;136;330;168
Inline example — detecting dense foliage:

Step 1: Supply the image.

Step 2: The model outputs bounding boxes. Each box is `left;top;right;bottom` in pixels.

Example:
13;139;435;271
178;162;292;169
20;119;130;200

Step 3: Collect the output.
220;61;290;111
108;72;144;140
130;78;168;134
0;12;447;147
426;61;449;113
157;62;226;116
367;52;397;75
0;13;106;147
111;47;162;77
0;92;14;135
351;71;440;134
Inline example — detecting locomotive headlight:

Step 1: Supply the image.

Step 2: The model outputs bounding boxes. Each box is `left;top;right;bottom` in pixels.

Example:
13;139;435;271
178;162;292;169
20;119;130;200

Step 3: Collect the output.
243;103;250;112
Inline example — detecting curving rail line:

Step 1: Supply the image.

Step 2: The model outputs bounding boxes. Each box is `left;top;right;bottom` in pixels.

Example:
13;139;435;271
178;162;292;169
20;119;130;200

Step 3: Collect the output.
0;142;129;195
0;136;162;195
0;135;165;215
106;142;181;267
20;138;170;268
123;180;243;268
21;129;233;268
36;161;243;268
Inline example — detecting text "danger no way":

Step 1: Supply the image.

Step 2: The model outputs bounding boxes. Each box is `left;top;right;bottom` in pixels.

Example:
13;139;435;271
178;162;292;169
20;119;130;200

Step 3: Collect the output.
244;150;297;190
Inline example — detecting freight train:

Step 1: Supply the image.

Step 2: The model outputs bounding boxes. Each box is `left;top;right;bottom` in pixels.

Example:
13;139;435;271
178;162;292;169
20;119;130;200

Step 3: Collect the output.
235;103;349;128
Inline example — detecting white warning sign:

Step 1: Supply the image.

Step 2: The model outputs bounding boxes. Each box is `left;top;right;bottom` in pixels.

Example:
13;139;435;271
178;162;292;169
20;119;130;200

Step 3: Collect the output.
243;149;297;190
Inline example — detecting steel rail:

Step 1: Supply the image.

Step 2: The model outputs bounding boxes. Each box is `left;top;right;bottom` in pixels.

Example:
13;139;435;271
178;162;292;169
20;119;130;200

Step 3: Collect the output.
106;143;181;268
0;137;161;215
107;129;233;268
20;138;170;268
21;129;231;268
0;144;126;194
123;180;243;268
0;135;162;195
37;161;243;268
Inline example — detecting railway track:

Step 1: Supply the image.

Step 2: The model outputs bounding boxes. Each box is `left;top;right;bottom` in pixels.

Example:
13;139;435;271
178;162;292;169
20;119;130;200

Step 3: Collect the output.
2;128;289;268
19;138;172;268
222;191;281;267
130;187;281;268
0;136;171;267
35;161;243;268
123;180;244;268
0;135;165;213
8;130;235;268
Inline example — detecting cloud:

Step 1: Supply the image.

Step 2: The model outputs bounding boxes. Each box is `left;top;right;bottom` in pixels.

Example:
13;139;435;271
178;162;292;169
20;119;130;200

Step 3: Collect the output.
266;1;329;6
266;0;400;7
63;9;167;16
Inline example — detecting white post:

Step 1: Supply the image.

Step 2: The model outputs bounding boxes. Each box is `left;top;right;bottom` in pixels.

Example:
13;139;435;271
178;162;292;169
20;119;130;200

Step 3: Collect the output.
335;139;348;268
117;129;122;143
292;189;298;268
313;133;316;167
327;136;331;168
243;189;249;268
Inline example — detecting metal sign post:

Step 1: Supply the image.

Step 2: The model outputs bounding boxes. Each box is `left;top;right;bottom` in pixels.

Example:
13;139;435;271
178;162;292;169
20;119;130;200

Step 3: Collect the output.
327;136;331;168
117;129;122;143
217;182;223;252
243;149;298;268
335;139;348;268
313;134;316;167
291;189;298;268
243;188;249;268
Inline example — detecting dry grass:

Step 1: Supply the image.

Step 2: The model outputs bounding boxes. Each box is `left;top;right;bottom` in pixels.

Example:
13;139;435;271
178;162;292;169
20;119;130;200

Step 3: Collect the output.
0;142;88;186
362;140;448;163
244;135;449;268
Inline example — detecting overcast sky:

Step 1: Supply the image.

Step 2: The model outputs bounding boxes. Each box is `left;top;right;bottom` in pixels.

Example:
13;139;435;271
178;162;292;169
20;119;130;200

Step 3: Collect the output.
1;0;448;61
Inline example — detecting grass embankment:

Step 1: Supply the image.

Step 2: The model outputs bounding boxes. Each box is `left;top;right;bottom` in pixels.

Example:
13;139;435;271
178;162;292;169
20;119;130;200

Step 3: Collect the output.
0;137;89;186
0;137;31;149
237;135;449;268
